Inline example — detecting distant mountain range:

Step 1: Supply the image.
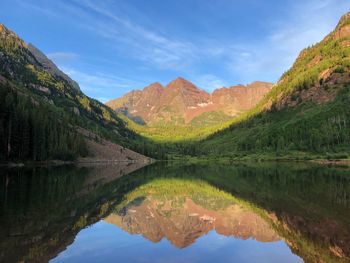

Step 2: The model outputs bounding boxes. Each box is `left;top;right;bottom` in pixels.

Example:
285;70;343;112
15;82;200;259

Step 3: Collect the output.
106;78;272;126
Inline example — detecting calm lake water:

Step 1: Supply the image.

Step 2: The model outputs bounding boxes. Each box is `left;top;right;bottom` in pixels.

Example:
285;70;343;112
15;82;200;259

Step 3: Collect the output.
1;162;350;263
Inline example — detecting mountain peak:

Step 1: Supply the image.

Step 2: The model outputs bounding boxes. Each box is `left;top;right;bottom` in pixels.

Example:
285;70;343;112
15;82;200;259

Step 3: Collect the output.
337;12;350;28
0;23;27;48
145;82;163;89
174;76;188;82
0;23;10;33
107;79;271;125
143;82;164;93
334;12;350;40
167;77;199;91
150;81;163;86
0;23;17;37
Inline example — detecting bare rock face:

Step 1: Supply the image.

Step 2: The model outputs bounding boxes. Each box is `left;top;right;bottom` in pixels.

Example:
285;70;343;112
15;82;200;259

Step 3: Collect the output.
212;81;272;112
333;12;350;40
106;78;273;125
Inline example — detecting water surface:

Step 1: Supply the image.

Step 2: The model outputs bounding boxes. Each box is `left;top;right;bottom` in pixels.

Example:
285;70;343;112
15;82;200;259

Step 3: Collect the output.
1;162;350;262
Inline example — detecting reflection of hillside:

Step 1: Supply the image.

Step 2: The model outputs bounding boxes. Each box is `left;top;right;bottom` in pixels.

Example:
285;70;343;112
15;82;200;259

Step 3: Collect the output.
108;163;350;263
267;211;350;263
1;162;350;263
105;194;279;248
0;162;148;263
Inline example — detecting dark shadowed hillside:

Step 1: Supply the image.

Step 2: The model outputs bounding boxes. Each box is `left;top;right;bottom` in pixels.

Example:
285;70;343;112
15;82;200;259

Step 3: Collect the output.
0;23;155;161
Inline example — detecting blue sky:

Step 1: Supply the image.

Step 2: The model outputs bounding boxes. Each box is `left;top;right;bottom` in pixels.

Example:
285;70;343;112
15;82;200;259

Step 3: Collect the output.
1;0;349;101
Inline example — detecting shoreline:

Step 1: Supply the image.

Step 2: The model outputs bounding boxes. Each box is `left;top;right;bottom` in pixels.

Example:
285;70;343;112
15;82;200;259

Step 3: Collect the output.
1;156;350;168
0;158;155;168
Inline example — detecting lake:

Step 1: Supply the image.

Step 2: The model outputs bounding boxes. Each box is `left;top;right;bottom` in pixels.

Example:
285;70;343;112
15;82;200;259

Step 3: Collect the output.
1;162;350;263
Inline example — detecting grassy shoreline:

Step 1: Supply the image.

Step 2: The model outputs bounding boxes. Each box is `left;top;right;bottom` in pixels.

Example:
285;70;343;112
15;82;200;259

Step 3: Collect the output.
167;152;350;165
0;158;154;168
2;151;350;168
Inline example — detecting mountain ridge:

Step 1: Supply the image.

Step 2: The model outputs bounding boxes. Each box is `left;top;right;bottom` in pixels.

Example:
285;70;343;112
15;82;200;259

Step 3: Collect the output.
106;77;273;125
27;43;81;92
0;23;156;161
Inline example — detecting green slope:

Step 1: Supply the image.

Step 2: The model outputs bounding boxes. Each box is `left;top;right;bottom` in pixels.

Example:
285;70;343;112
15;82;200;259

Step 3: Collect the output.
198;12;350;159
2;12;350;161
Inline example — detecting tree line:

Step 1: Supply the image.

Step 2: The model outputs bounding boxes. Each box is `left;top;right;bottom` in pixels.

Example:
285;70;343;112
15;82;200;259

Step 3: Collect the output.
0;84;88;161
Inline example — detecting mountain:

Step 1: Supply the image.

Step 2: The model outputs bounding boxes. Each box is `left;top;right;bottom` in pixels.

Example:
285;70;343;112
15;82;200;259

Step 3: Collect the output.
2;163;350;263
2;11;349;161
199;12;350;157
27;43;81;91
105;195;279;248
106;77;272;126
0;23;153;161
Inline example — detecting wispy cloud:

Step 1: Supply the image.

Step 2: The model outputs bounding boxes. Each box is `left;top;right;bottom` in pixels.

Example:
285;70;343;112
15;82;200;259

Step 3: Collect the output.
13;0;350;94
96;97;109;103
61;67;146;99
224;0;350;82
193;74;228;92
47;52;78;63
67;0;198;70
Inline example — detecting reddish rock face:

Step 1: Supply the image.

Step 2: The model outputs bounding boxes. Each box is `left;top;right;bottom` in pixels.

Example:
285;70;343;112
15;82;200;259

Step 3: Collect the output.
106;77;273;125
104;196;280;248
334;13;350;40
213;81;272;110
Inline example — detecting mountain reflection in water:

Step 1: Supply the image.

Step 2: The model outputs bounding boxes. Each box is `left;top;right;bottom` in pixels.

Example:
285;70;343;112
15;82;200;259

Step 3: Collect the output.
104;179;280;249
1;162;350;263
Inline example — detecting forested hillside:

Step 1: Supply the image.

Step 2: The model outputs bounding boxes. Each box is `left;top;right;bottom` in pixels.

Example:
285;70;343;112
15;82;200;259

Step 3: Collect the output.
198;12;350;158
0;23;162;161
2;12;350;162
0;84;87;161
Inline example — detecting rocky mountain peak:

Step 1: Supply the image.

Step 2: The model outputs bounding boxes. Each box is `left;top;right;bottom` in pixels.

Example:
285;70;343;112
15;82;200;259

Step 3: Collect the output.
167;77;200;91
143;82;164;93
107;79;272;125
0;23;27;48
336;12;350;29
334;12;350;40
0;23;11;34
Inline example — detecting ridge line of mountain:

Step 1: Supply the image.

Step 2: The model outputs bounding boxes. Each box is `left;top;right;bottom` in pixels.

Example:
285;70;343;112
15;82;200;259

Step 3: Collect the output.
106;77;273;125
108;77;273;99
